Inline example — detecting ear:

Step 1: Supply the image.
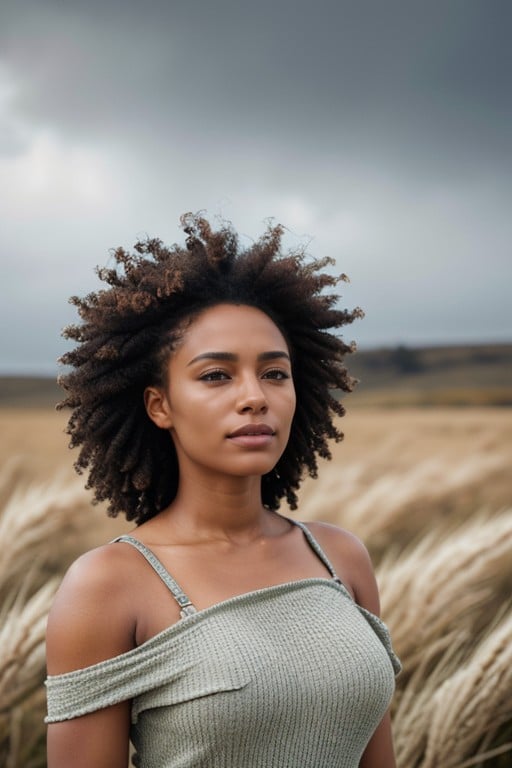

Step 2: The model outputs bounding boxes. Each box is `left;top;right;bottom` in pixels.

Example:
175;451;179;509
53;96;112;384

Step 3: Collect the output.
144;386;173;429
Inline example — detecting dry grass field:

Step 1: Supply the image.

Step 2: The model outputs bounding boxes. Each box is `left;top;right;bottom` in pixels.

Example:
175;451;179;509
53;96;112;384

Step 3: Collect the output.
1;405;511;767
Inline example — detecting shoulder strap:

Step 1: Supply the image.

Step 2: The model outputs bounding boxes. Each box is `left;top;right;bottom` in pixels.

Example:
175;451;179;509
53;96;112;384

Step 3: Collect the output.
112;535;197;618
292;520;339;579
282;515;347;588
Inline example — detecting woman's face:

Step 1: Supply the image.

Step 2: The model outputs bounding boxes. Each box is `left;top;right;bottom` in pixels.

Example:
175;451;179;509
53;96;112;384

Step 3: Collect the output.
145;303;296;482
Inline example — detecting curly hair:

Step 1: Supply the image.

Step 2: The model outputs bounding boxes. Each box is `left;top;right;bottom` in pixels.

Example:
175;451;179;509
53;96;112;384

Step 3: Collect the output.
58;213;364;524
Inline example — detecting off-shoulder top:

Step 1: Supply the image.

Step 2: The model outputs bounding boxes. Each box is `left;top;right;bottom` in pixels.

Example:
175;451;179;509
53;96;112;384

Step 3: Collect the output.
46;517;400;768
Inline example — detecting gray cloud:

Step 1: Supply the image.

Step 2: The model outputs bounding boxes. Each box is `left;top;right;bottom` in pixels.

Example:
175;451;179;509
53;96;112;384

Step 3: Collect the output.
3;1;511;154
0;0;510;373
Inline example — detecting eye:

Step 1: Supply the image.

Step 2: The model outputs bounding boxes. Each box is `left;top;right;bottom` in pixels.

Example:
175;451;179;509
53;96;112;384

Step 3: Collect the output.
262;368;291;381
199;369;231;382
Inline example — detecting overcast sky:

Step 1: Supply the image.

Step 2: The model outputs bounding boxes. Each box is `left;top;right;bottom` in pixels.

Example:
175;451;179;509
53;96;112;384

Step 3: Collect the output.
1;0;511;374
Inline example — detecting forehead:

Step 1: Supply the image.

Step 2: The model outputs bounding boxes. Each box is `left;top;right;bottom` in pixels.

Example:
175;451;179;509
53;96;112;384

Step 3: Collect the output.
178;303;289;354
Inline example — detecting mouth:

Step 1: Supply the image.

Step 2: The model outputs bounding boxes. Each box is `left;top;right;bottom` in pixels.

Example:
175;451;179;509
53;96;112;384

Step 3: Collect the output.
228;424;275;438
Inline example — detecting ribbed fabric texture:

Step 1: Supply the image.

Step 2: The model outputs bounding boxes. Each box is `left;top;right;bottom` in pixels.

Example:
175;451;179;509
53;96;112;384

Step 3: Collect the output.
46;524;401;768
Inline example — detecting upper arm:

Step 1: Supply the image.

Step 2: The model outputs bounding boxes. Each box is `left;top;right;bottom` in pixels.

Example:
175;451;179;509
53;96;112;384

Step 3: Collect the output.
47;705;131;768
305;522;397;768
358;710;396;768
46;546;135;768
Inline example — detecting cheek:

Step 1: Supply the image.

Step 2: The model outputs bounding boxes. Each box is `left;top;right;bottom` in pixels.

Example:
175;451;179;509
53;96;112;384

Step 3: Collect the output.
280;391;297;438
286;387;297;418
168;390;228;442
169;414;216;459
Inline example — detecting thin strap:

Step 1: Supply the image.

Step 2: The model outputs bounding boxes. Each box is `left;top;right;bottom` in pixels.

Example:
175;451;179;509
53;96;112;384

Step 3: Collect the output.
282;515;346;586
112;535;197;618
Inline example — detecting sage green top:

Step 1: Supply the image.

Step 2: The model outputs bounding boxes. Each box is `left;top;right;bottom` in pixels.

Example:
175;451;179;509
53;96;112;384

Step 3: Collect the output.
46;518;401;768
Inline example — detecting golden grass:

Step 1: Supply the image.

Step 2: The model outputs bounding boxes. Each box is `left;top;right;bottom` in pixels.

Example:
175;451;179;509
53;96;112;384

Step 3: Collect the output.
1;406;511;767
380;512;512;767
350;387;512;408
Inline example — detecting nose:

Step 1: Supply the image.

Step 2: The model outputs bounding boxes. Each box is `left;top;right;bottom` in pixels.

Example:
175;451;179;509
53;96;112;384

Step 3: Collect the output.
236;375;268;414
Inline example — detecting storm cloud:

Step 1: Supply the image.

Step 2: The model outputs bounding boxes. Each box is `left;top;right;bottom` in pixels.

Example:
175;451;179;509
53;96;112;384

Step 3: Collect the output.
1;0;510;372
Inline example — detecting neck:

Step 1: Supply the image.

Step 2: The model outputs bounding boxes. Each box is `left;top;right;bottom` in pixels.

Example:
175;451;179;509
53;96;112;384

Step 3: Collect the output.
155;471;276;545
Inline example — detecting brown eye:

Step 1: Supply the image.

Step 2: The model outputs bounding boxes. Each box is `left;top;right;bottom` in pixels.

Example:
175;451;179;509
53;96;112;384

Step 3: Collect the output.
199;369;231;382
262;368;290;380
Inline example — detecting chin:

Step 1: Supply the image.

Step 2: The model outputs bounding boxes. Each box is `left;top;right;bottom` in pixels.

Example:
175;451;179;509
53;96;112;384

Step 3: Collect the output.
228;457;280;478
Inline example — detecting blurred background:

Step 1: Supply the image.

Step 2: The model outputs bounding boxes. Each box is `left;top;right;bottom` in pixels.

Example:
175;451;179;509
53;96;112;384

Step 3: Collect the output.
0;0;511;377
0;2;511;767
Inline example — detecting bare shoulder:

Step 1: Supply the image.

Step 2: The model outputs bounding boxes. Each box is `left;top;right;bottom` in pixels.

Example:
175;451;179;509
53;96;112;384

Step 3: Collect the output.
46;543;137;675
301;520;381;615
303;520;371;564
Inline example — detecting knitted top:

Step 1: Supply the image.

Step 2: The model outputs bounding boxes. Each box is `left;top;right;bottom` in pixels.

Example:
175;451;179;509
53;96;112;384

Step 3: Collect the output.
46;519;401;768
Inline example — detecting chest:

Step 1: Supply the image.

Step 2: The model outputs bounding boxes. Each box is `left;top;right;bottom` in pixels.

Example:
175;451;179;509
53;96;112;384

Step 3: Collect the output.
131;584;396;768
132;543;336;644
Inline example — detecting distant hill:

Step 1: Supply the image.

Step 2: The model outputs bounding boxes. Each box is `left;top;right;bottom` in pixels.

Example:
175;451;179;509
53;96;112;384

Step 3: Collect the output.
1;342;511;408
347;342;512;406
0;377;62;408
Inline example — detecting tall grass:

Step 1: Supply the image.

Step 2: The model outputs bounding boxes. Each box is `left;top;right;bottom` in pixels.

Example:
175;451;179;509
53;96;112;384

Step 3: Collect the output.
381;513;512;767
0;461;98;768
1;410;511;767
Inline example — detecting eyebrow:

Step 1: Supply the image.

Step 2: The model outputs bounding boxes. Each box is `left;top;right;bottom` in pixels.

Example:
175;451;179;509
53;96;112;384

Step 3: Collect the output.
187;350;291;366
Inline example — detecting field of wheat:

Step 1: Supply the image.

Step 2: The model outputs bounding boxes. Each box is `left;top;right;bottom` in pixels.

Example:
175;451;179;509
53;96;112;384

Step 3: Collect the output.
0;406;511;768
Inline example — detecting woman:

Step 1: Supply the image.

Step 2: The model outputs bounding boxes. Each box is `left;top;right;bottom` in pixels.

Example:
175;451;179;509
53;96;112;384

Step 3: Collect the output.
46;214;400;768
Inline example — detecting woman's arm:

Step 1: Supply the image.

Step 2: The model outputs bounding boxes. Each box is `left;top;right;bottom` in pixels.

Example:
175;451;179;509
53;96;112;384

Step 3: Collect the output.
46;546;136;768
348;535;396;768
47;704;131;768
306;522;397;768
359;710;395;768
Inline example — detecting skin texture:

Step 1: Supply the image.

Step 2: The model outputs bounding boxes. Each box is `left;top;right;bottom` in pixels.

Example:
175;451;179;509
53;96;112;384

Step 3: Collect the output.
46;304;396;768
57;215;362;524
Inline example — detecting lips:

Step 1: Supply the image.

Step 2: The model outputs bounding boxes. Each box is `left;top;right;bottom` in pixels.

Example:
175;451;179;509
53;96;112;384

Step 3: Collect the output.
228;424;275;438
